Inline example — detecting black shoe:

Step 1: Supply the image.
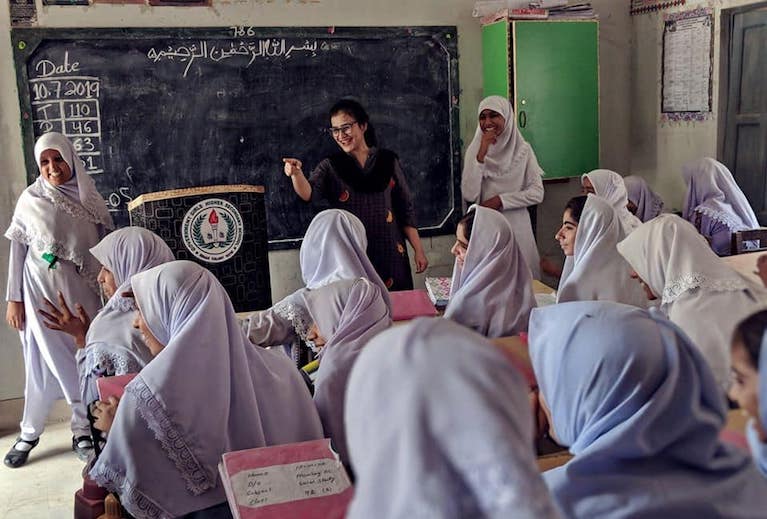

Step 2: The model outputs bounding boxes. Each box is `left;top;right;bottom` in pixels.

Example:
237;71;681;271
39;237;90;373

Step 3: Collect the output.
72;435;94;462
4;437;39;468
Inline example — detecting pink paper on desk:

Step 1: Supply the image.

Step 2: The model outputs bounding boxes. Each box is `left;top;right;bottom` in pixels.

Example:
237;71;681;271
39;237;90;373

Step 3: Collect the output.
719;429;749;452
219;438;352;519
389;289;439;321
96;373;138;402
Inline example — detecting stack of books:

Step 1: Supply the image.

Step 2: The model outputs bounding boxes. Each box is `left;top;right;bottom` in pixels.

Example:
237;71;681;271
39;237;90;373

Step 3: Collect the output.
533;2;597;19
424;276;451;309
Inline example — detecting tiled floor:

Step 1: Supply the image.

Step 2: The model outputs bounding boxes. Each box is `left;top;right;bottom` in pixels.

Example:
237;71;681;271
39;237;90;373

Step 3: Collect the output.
0;421;85;519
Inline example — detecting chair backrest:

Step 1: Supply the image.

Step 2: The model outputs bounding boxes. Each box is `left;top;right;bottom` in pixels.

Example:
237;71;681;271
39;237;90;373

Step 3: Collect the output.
731;228;767;255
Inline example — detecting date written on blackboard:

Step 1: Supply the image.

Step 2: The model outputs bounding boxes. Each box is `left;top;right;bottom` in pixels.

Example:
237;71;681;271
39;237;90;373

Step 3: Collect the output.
146;38;321;77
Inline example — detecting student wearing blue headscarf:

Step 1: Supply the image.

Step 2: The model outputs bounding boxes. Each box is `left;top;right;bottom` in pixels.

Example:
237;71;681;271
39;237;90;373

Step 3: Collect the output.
345;318;560;519
529;301;767;518
730;309;767;477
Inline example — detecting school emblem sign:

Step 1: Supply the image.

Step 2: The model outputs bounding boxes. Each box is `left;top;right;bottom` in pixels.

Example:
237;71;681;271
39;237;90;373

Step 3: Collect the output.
181;198;244;263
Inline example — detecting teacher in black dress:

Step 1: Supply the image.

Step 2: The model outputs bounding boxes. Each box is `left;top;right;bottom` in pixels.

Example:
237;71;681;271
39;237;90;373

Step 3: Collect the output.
284;99;428;291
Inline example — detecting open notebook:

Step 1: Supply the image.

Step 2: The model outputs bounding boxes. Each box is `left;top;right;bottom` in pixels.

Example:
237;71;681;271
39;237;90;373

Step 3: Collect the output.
219;438;353;519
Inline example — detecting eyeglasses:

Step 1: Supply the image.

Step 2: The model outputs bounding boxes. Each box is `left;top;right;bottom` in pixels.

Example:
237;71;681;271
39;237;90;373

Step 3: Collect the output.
328;121;358;138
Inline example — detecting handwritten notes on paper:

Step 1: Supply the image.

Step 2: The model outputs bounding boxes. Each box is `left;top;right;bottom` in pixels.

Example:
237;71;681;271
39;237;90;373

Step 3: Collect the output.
229;458;351;508
661;8;713;120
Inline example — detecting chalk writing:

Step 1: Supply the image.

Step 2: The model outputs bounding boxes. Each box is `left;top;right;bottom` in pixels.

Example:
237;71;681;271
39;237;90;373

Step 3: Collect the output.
34;51;80;77
146;39;322;77
30;70;104;175
29;52;104;174
106;186;133;213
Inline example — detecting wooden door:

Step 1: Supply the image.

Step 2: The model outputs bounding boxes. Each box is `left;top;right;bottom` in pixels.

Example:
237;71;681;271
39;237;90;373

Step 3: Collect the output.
512;21;599;179
722;8;767;223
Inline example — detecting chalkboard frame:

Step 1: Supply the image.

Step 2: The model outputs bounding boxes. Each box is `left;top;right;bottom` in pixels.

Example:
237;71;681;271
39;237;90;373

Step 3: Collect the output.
11;26;462;250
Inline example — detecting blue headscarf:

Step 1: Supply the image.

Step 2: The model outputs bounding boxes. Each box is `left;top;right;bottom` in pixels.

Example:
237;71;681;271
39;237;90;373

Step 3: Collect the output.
345;318;560;519
752;332;767;476
529;301;767;518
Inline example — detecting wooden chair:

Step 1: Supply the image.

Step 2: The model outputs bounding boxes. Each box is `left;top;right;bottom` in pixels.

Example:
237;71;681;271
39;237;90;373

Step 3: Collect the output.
730;228;767;255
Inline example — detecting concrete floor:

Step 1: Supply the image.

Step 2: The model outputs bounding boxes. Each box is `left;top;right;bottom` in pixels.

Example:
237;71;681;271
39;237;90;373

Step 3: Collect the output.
0;421;84;519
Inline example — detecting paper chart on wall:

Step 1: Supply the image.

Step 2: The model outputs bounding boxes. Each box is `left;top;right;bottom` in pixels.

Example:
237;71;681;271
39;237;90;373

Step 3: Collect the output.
661;8;713;122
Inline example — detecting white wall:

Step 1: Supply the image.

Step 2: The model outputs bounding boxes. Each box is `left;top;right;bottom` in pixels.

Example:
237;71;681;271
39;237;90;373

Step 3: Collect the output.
630;0;765;210
0;0;631;400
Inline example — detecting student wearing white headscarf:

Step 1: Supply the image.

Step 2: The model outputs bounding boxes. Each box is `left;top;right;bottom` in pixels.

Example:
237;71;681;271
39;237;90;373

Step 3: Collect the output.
4;132;113;468
244;209;391;356
581;169;641;235
617;214;767;390
301;278;390;467
461;96;544;279
90;261;323;519
445;206;536;337
624;175;664;222
728;310;767;477
299;208;390;311
37;227;175;405
345;318;561;519
682;157;760;256
555;195;647;307
530;301;767;518
82;228;174;404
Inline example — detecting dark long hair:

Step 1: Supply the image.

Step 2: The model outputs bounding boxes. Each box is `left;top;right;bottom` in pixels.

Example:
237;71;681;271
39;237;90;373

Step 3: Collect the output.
564;195;588;223
458;210;476;241
329;98;378;147
733;309;767;367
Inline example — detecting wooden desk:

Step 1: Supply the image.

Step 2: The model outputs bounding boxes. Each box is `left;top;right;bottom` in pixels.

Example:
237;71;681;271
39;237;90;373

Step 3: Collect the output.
722;251;763;285
533;279;556;295
531;412;747;473
726;409;748;434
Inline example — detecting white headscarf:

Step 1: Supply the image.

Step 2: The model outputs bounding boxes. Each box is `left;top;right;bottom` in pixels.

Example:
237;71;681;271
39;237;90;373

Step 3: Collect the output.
582;169;641;235
624;175;664;222
302;278;391;467
445;206;536;337
5;132;114;294
299;209;391;311
81;228;175;399
33;132;114;226
682;157;759;231
530;301;767;518
557;195;647;307
345;318;560;519
90;227;176;313
91;261;323;519
464;95;543;183
617;215;767;389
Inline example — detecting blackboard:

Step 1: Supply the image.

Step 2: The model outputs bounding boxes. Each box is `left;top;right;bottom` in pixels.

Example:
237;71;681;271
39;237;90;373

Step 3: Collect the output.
11;26;461;249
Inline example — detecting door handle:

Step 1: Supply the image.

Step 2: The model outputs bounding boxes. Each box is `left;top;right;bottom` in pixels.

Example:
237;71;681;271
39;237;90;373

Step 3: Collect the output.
519;110;527;128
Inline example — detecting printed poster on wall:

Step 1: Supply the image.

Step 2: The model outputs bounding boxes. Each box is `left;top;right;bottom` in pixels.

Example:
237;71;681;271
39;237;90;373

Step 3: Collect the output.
9;0;37;27
661;7;713;122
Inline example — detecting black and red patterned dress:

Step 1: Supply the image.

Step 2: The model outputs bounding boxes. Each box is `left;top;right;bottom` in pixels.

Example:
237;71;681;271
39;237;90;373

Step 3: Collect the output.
308;147;416;291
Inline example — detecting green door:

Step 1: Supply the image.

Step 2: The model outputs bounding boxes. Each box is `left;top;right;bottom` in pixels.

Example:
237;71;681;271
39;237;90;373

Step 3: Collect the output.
481;20;510;99
512;21;599;179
